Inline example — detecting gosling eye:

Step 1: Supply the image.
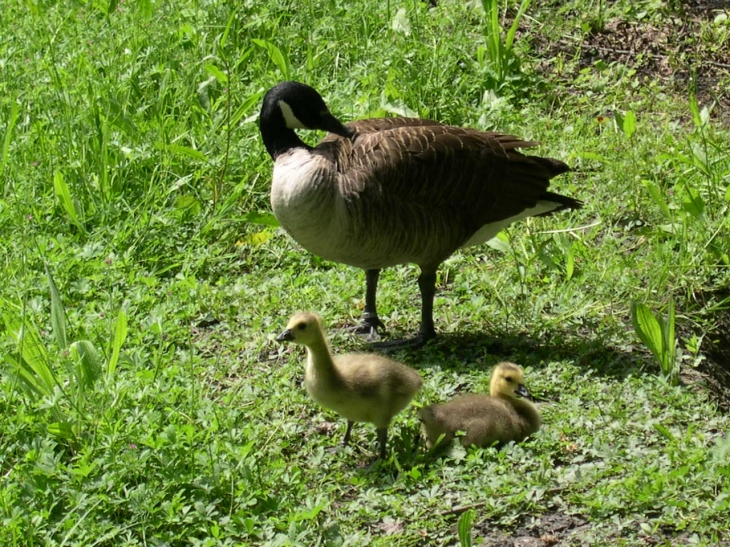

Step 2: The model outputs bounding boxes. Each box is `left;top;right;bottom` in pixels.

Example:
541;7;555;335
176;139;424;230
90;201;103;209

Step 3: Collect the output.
296;323;307;331
504;376;513;383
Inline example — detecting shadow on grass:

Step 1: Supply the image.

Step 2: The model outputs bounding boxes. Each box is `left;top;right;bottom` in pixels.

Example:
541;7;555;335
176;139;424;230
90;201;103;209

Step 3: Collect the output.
374;326;650;381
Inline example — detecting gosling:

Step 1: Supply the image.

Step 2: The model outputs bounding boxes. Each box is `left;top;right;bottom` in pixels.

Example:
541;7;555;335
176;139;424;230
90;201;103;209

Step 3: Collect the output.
277;312;423;459
419;362;541;449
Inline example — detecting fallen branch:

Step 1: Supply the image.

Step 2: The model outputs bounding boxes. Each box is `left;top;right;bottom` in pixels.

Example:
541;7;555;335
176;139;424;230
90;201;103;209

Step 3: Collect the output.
558;38;730;70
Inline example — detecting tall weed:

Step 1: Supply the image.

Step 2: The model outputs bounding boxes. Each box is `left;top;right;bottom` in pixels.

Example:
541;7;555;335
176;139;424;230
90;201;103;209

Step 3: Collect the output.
479;0;533;91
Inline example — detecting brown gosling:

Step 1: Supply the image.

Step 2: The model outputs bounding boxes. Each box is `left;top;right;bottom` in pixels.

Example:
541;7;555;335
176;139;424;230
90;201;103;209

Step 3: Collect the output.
277;312;423;459
418;362;541;449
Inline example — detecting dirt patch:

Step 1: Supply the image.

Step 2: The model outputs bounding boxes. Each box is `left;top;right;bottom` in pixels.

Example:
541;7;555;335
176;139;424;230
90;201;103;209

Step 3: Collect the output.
695;292;730;412
463;511;721;546
536;11;730;125
465;513;589;547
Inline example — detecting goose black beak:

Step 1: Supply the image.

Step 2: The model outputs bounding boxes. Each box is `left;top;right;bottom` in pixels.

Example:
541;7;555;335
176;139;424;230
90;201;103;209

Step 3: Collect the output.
276;329;295;342
319;111;354;139
516;384;531;398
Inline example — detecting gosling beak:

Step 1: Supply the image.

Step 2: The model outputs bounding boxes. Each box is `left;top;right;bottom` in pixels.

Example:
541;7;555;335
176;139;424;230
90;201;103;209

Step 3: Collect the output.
319;111;354;139
276;329;295;342
515;384;531;398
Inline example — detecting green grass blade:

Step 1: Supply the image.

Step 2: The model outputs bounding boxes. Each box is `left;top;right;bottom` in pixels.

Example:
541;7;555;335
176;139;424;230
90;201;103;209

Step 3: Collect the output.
458;509;474;547
681;187;706;219
204;63;228;85
230;89;263;128
505;0;533;51
138;0;152;18
665;298;676;382
220;9;236;50
164;144;208;162
46;264;68;349
252;39;291;79
108;309;127;378
1;100;19;184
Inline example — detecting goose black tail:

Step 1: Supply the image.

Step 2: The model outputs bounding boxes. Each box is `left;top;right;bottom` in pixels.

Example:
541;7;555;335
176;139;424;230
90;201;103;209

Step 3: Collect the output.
535;192;583;216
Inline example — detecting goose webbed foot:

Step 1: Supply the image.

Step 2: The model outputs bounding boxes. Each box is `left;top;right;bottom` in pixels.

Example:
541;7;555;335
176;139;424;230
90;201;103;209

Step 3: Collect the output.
347;312;386;342
371;329;436;351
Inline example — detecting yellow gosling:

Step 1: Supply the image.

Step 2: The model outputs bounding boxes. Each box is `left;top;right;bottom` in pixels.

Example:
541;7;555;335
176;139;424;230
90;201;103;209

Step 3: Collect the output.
277;312;423;459
419;362;541;449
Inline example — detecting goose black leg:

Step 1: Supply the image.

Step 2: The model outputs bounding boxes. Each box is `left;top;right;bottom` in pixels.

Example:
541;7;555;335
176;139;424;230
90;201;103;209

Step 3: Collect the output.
373;269;437;350
376;428;388;460
417;270;438;342
350;269;386;341
343;420;354;445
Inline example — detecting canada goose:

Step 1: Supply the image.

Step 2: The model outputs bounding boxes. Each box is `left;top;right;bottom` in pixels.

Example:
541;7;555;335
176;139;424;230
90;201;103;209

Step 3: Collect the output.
276;312;423;459
260;81;582;347
418;361;541;449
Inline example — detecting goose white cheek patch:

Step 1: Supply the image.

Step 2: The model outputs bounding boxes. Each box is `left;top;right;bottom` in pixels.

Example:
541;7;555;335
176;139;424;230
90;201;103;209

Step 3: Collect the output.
279;100;306;129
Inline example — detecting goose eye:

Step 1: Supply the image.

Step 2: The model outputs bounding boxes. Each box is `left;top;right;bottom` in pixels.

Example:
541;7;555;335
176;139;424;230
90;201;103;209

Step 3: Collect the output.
504;376;513;383
297;323;307;331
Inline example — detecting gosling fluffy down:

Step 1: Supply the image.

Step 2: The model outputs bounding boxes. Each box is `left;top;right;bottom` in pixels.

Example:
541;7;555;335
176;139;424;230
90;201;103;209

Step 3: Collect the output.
277;312;423;459
419;362;541;449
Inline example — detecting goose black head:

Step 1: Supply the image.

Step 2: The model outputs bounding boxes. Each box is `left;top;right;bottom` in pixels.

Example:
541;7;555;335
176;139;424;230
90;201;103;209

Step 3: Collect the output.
261;81;353;138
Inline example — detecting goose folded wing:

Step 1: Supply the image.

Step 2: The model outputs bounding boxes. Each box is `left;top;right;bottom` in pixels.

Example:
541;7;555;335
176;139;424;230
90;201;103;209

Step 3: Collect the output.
342;125;568;225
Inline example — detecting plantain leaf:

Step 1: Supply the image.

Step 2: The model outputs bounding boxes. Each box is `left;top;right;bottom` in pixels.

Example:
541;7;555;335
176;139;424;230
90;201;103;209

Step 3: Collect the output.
48;421;75;441
46;265;68;349
641;179;672;219
17;320;57;398
204;63;227;84
631;302;663;359
241;211;280;227
71;340;102;389
53;170;82;227
108;309;127;377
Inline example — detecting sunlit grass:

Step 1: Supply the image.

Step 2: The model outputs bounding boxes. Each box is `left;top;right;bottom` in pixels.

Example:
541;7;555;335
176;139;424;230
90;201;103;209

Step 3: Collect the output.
1;0;729;545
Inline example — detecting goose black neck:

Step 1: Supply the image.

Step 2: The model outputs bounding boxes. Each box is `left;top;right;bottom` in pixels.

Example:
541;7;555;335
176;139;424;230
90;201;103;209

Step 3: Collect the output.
259;103;312;160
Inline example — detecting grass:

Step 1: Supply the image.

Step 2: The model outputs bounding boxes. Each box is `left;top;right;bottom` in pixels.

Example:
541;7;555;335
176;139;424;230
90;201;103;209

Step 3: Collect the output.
1;0;729;545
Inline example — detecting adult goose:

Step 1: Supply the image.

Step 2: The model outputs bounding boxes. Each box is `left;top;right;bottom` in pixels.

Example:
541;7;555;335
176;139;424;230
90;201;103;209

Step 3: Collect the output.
260;81;582;348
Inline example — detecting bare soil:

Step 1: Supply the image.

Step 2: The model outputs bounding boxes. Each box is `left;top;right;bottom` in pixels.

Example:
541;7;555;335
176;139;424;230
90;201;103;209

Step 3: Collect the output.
695;293;730;412
535;7;730;125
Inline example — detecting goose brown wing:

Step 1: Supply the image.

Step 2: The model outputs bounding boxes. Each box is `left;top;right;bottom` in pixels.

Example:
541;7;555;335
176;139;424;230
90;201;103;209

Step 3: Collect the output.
320;117;444;145
347;117;445;134
340;124;569;227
